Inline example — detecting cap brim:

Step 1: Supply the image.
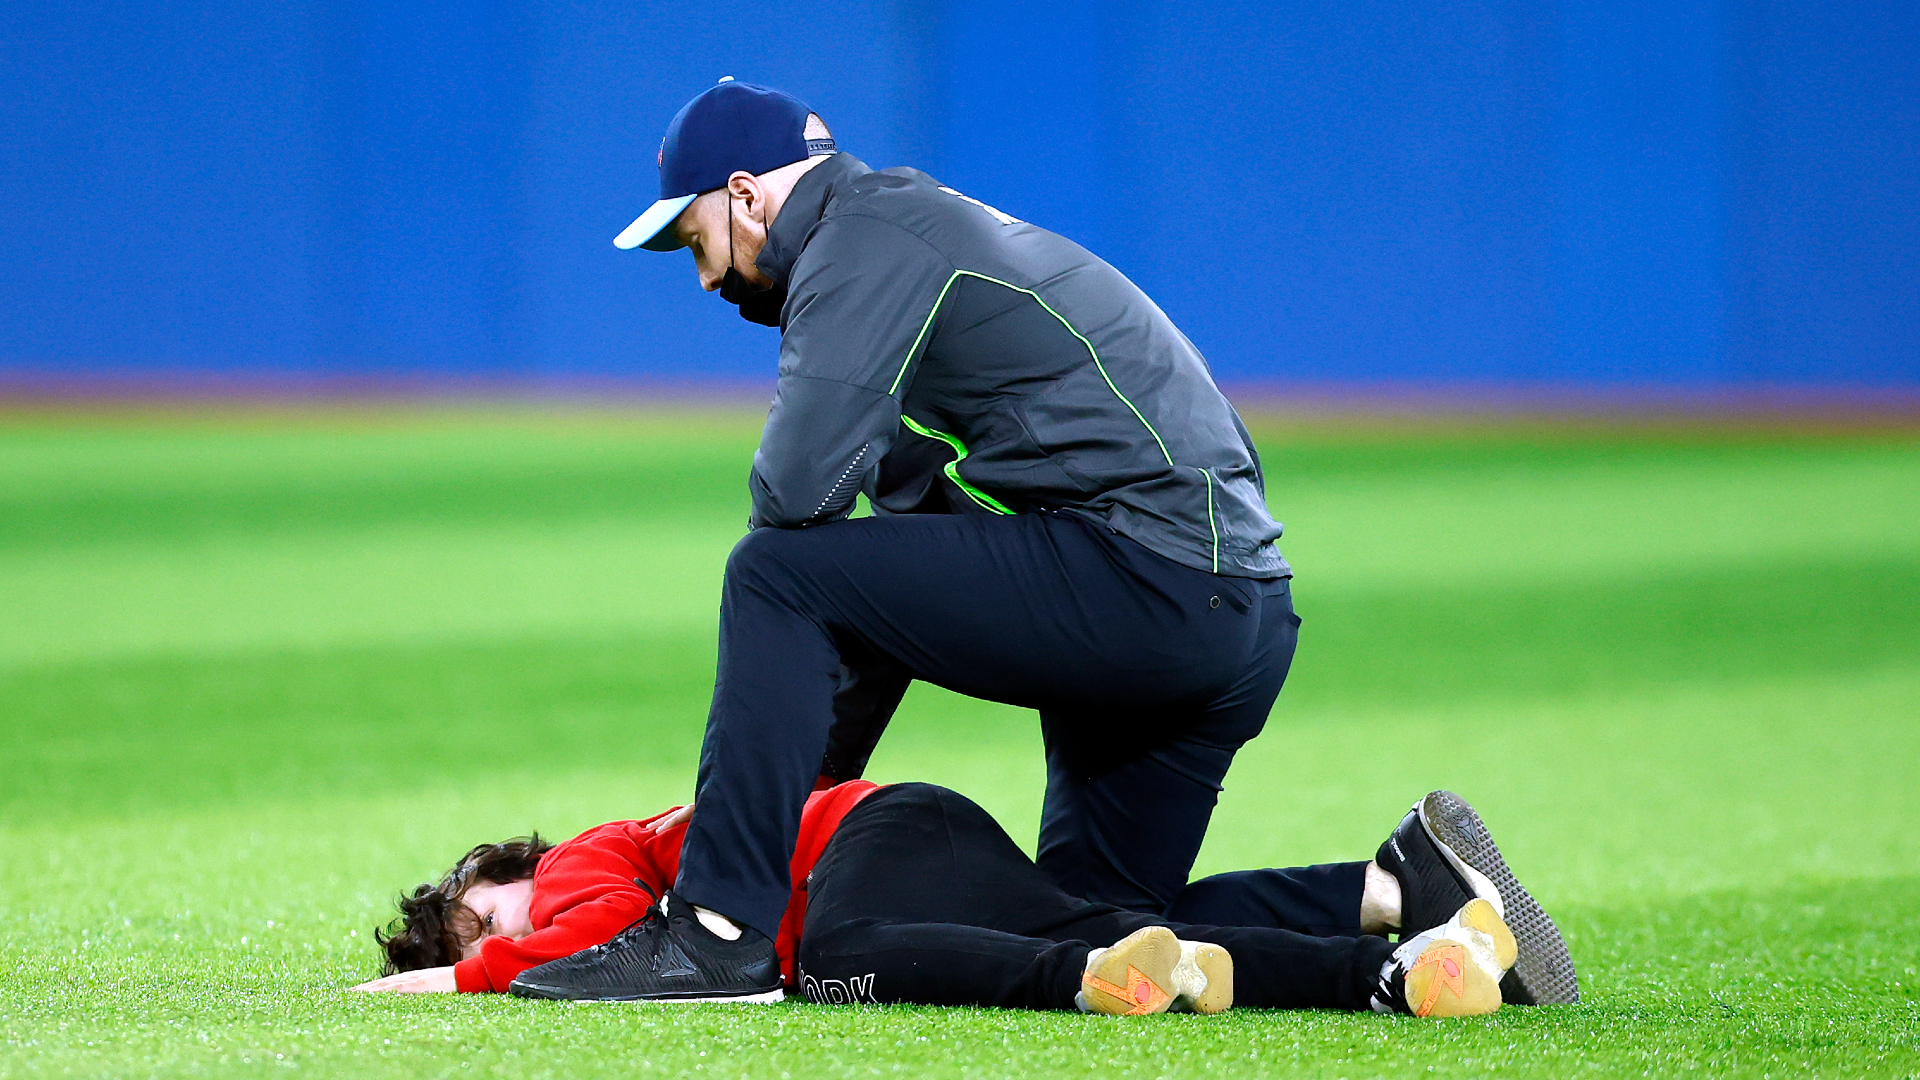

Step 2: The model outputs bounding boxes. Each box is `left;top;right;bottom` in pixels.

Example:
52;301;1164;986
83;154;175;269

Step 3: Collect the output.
614;193;699;251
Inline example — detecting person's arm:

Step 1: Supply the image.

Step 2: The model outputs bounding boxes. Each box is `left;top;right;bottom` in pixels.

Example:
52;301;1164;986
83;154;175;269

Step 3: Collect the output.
749;214;956;529
351;967;456;993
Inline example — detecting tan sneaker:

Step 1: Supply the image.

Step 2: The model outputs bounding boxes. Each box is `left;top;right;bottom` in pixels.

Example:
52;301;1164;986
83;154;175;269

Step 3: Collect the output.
1169;939;1234;1014
1396;898;1516;1018
1082;926;1234;1016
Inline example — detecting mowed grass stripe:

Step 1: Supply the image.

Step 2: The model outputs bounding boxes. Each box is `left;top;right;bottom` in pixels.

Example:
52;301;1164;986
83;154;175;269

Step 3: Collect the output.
1285;552;1920;708
8;660;1916;905
2;415;1913;671
6;666;1916;955
4;554;1915;822
0;519;740;669
0;413;765;550
1195;665;1920;897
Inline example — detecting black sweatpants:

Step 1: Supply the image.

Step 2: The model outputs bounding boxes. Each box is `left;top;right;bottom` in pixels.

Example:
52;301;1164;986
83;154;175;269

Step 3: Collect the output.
796;784;1395;1011
674;510;1301;941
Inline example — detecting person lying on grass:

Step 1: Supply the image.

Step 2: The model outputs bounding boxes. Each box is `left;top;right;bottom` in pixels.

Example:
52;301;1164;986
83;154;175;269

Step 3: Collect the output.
352;781;1575;1017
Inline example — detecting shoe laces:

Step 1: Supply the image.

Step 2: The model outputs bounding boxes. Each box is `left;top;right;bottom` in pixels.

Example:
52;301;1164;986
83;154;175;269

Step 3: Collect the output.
577;901;667;959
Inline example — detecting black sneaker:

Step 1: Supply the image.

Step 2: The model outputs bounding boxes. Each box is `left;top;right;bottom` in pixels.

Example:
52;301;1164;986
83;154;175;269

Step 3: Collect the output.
1417;790;1578;1006
509;891;783;1003
1375;791;1578;1006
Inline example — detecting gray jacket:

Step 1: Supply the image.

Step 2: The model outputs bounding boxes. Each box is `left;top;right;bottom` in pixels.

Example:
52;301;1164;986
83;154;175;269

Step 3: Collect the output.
750;154;1289;578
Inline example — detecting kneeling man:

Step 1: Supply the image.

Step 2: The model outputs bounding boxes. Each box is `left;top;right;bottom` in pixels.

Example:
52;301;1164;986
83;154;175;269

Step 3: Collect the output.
565;77;1306;1003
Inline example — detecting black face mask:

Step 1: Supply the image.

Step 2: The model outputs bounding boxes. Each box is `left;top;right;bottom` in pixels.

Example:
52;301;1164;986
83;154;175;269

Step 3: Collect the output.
720;268;787;327
721;194;786;327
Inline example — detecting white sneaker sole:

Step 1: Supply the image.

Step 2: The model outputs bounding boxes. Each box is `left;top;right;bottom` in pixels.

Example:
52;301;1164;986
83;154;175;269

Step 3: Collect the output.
565;989;786;1004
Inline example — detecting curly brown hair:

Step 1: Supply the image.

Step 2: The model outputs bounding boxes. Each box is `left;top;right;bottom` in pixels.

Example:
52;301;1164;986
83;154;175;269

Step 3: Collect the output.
375;835;553;974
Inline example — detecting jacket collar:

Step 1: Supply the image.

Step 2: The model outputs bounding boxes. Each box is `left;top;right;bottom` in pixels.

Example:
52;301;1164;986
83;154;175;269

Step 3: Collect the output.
755;153;871;288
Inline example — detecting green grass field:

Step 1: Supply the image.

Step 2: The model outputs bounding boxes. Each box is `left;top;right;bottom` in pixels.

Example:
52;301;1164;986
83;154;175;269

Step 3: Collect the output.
2;402;1917;1078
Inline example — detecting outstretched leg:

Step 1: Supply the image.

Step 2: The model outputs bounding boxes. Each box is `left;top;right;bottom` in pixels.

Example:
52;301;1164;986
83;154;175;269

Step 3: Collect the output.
1166;864;1370;937
799;783;1395;1012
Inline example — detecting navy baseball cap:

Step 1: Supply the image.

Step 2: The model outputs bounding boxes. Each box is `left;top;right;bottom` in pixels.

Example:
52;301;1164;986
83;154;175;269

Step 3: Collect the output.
615;78;830;252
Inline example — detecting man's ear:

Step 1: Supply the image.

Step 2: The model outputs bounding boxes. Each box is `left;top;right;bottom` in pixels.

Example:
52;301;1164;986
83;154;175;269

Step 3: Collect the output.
727;171;766;220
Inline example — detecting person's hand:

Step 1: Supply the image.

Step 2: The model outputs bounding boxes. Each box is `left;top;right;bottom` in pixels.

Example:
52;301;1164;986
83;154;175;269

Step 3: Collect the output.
648;803;695;834
351;966;458;993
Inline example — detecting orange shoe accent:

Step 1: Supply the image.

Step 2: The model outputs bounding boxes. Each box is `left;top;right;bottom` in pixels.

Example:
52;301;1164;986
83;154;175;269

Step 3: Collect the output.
1410;944;1467;1018
1082;965;1172;1015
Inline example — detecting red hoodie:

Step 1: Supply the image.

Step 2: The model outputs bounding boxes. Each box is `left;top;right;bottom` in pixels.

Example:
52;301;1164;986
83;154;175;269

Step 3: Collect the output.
453;781;881;993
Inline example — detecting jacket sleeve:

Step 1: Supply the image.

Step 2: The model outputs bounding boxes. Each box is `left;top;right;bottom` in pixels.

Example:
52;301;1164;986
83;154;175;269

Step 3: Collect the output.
453;885;654;992
749;214;956;529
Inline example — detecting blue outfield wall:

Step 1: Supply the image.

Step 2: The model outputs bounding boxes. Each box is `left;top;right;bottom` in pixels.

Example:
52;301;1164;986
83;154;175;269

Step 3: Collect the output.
1;1;1916;387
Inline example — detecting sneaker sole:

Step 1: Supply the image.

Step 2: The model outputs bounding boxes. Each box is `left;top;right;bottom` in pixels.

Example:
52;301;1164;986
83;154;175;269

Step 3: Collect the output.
512;985;785;1004
1172;941;1234;1015
1404;899;1509;1018
1458;896;1517;971
1419;791;1579;1005
1082;926;1181;1016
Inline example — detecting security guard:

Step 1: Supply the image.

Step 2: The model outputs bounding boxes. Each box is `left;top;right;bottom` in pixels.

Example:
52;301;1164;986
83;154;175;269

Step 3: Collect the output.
531;79;1300;1001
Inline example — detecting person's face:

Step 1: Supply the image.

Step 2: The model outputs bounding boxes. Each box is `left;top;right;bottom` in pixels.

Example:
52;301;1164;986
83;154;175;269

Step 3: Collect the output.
457;878;536;961
671;173;774;293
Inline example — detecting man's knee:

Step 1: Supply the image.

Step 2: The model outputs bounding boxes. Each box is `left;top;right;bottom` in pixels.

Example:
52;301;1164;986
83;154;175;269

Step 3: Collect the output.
723;525;821;597
727;524;788;569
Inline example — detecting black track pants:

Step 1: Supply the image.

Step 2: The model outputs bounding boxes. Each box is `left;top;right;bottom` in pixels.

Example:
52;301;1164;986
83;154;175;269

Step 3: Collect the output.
795;784;1395;1011
675;511;1301;941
